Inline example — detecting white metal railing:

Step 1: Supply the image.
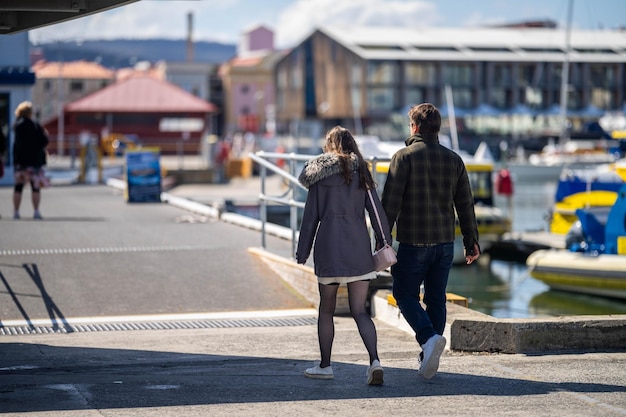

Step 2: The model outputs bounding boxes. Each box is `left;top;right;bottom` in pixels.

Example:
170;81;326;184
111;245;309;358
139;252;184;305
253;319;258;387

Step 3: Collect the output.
248;151;390;257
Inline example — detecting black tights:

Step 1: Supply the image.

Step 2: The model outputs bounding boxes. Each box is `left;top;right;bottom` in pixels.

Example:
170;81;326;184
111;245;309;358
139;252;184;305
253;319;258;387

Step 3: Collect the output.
317;280;379;367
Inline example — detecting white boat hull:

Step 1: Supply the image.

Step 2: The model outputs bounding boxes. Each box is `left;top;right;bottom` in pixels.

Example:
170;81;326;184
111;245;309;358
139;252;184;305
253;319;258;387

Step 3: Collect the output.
527;249;626;299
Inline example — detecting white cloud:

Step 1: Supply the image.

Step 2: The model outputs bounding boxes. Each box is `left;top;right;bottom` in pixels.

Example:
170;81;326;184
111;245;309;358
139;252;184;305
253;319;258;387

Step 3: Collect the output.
274;0;437;48
31;0;242;43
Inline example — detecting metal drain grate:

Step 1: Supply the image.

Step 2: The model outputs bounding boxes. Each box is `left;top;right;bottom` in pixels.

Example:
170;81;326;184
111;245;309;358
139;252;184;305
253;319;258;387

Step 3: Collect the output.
0;316;318;336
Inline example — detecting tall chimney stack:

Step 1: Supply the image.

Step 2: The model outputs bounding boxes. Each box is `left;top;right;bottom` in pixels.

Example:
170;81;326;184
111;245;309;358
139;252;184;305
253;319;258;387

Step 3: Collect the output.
186;11;194;61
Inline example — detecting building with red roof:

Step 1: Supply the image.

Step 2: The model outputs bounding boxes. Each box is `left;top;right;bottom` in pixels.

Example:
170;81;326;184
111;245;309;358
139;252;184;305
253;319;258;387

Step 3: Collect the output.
44;75;218;155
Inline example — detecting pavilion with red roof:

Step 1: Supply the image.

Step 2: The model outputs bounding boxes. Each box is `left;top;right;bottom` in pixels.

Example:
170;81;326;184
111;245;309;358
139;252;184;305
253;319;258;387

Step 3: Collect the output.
44;75;218;155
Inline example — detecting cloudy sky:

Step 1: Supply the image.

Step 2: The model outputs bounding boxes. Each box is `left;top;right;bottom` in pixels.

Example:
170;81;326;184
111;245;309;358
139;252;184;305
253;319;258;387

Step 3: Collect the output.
29;0;626;48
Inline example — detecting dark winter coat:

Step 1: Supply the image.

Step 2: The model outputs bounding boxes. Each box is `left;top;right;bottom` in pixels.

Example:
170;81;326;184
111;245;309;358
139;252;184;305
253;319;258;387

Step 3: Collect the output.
295;152;393;277
12;116;49;168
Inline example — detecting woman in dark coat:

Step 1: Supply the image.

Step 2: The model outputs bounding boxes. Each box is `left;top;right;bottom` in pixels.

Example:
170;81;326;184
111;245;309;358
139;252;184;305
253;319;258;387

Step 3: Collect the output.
12;101;49;219
296;126;392;385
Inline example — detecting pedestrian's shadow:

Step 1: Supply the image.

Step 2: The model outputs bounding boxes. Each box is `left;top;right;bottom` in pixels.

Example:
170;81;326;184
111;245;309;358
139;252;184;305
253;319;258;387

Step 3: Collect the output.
0;264;71;333
0;342;624;413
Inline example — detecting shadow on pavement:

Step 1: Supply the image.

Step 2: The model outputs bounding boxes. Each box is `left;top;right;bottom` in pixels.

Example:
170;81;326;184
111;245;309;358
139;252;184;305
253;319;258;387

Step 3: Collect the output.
1;343;625;413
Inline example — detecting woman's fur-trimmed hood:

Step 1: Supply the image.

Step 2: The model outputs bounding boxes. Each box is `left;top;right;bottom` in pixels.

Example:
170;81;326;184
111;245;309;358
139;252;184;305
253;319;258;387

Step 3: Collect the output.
298;153;359;189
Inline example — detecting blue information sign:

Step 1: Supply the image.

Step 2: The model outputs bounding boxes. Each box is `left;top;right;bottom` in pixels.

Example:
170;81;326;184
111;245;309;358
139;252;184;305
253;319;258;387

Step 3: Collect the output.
125;148;162;203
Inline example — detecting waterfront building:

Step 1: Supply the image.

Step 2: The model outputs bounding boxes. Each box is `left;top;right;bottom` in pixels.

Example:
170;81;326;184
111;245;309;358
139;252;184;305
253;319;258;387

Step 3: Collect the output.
220;25;285;136
31;60;115;123
42;75;218;155
275;23;626;141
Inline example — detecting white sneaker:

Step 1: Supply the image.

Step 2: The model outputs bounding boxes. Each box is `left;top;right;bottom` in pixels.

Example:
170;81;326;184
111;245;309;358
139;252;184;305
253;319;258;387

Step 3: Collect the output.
419;334;446;379
304;364;334;379
367;359;384;385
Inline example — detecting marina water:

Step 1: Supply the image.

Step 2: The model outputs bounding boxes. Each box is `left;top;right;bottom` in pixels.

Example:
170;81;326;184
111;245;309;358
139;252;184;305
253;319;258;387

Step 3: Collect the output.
449;175;626;318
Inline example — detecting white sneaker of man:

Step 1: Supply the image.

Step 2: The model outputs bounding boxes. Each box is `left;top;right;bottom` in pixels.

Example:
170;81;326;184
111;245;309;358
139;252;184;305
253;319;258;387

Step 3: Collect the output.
418;334;446;379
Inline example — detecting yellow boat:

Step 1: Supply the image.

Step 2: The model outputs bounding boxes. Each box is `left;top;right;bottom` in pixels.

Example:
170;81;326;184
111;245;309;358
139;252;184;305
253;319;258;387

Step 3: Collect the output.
527;250;626;299
528;182;626;300
549;165;624;235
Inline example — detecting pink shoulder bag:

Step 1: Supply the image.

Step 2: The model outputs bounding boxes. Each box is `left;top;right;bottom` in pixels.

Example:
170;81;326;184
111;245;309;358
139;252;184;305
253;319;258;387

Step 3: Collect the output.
367;189;397;272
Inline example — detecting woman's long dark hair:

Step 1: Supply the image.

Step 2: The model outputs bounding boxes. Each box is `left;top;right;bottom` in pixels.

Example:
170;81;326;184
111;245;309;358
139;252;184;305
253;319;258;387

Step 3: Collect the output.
323;126;376;190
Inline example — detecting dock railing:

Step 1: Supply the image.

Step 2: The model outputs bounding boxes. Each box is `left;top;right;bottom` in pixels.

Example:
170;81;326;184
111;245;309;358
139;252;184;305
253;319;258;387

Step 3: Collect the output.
248;151;390;258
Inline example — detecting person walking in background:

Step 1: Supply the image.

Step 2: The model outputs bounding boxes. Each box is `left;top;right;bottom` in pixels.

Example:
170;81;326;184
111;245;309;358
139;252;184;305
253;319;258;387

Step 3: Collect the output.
12;101;49;220
296;126;392;385
381;103;480;379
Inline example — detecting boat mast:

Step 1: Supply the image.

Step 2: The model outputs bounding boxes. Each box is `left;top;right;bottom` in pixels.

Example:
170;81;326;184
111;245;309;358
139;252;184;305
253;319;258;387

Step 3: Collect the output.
445;84;460;151
558;0;574;145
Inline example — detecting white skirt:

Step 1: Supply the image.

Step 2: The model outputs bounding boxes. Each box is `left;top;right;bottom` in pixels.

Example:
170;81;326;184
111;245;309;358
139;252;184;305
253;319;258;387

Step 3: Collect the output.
317;271;377;285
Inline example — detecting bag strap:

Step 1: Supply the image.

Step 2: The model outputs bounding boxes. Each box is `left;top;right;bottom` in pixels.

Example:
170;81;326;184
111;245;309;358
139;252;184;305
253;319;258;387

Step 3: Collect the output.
367;189;388;246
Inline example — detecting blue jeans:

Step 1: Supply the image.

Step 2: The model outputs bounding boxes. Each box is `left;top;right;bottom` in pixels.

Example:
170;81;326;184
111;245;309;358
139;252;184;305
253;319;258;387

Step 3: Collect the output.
391;242;454;345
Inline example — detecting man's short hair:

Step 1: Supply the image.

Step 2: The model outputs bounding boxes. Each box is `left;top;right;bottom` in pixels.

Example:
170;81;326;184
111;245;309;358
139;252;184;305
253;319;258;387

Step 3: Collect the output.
409;103;441;135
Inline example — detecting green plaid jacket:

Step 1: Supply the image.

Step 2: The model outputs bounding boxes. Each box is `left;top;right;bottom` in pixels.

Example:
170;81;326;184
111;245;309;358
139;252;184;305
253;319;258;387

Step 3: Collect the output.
381;134;479;251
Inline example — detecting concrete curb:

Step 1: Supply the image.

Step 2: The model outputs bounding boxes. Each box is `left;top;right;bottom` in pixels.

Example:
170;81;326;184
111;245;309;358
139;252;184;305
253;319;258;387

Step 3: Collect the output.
249;248;626;354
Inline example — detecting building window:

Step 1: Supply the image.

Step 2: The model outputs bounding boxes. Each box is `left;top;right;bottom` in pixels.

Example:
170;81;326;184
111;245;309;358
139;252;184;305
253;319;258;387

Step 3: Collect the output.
517;64;540;87
367;87;395;110
490;88;507;108
405;63;435;84
591;88;612;109
241;84;249;94
277;66;288;88
69;80;83;92
451;88;473;108
493;64;512;87
441;64;473;86
590;65;615;87
367;62;396;84
43;80;51;91
404;87;424;107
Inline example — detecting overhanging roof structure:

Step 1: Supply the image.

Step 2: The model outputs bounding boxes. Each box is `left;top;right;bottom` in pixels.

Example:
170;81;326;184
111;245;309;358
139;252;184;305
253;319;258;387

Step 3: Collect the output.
317;25;626;63
0;0;139;35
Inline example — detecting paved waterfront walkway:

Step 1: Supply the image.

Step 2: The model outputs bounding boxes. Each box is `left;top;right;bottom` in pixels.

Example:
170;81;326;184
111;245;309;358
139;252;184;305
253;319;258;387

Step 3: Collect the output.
2;314;626;416
1;168;625;416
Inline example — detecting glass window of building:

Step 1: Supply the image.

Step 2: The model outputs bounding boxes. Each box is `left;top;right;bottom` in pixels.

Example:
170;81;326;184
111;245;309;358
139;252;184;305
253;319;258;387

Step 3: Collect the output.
290;51;302;89
69;80;83;93
590;65;615;87
452;88;472;108
441;64;473;86
351;61;362;85
367;62;396;84
405;63;435;84
277;66;288;89
349;60;364;111
493;64;512;86
490;88;507;108
404;88;424;107
367;87;395;110
591;88;612;109
517;64;539;87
